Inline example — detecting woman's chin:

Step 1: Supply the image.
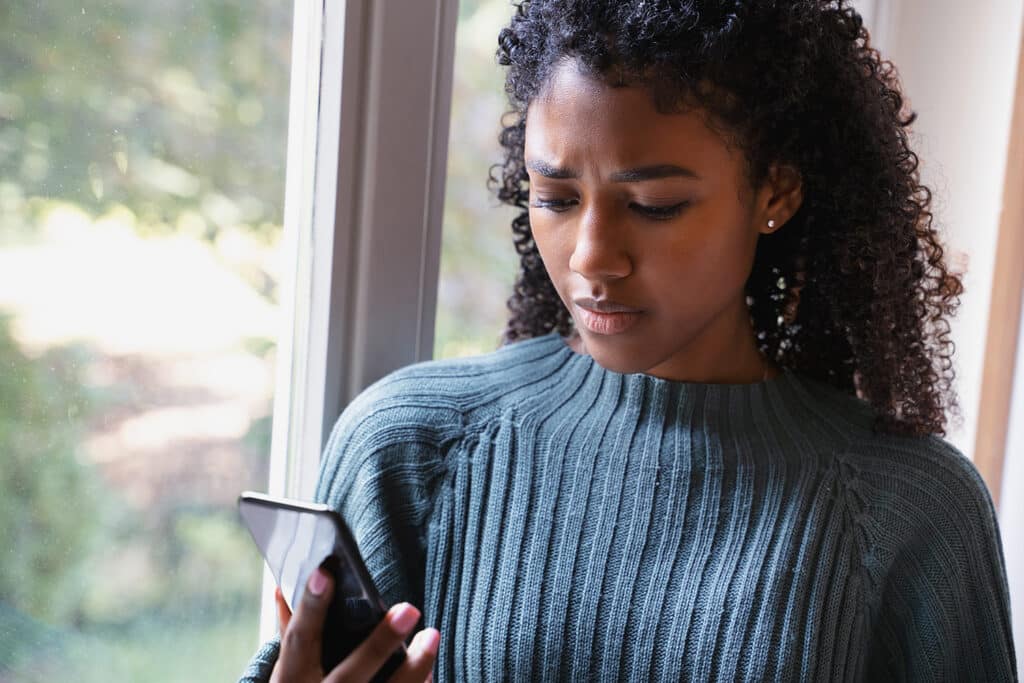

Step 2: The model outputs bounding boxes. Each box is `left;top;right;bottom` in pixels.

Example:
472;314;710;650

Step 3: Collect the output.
579;339;656;377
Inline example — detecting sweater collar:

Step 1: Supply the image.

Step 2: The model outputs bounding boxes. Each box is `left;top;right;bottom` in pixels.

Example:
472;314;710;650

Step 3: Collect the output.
521;332;873;442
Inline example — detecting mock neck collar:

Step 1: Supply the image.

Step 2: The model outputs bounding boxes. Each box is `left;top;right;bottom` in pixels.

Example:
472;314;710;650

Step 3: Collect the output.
551;331;790;388
519;332;874;443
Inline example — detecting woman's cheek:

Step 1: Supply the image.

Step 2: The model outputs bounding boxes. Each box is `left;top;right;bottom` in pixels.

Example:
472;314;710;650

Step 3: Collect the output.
530;214;568;271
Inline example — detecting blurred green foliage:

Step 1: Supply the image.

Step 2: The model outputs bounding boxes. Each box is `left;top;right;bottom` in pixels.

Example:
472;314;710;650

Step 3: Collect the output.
0;313;103;673
0;0;291;243
0;314;100;625
2;610;260;683
0;305;268;677
435;0;521;358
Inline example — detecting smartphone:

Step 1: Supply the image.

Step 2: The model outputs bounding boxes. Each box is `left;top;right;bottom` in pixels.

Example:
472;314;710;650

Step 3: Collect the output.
237;491;406;678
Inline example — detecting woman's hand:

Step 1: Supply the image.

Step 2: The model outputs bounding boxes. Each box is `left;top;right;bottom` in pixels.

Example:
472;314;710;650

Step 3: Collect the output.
270;568;440;683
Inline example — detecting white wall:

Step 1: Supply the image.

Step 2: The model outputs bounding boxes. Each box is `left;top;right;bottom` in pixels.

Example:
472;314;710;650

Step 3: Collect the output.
1001;300;1024;678
871;0;1023;456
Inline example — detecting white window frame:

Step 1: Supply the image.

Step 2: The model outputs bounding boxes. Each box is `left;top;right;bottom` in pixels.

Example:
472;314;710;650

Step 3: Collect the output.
260;0;459;642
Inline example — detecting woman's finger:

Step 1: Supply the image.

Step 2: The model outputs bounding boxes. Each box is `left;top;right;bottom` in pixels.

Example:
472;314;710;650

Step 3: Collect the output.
274;567;334;681
275;586;292;633
384;628;440;683
324;602;421;683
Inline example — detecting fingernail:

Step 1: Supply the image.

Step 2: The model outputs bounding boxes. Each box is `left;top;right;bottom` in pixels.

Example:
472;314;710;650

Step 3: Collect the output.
389;603;420;634
308;568;328;596
422;628;440;656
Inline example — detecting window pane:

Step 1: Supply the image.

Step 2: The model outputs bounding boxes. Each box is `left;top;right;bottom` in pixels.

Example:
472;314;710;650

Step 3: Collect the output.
0;2;291;679
435;0;518;359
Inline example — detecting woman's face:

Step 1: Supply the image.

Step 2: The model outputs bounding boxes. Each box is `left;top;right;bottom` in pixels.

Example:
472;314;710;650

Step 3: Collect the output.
524;61;799;382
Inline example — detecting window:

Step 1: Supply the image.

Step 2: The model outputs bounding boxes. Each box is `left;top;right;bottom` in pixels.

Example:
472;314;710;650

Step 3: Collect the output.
0;2;292;678
258;0;459;640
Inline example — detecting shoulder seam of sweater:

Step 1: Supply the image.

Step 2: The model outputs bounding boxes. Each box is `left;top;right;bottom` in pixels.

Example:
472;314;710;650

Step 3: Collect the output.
830;439;883;598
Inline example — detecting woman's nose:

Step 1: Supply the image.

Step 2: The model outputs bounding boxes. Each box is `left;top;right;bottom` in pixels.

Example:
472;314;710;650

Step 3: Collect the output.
568;204;633;282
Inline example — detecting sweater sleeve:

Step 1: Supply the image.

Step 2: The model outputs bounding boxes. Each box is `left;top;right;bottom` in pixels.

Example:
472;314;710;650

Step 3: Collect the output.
236;370;451;682
862;438;1016;682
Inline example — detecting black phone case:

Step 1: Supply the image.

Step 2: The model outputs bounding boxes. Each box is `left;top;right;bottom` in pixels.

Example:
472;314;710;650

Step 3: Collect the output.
317;542;405;678
237;492;407;678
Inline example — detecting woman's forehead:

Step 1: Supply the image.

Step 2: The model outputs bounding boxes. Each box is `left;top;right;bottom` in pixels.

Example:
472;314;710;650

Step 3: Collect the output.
524;66;738;177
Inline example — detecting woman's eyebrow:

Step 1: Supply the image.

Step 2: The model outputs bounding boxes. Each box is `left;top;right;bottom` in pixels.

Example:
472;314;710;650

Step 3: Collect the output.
610;164;701;182
526;159;578;179
525;160;701;182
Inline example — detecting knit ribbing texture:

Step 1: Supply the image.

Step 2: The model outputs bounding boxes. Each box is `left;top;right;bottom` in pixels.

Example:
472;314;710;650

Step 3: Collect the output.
239;333;1016;682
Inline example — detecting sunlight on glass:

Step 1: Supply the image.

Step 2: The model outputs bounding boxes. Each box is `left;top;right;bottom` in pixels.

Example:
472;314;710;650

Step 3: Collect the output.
0;2;291;680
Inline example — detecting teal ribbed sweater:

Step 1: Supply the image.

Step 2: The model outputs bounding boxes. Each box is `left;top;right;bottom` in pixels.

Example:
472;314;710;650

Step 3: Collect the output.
240;333;1016;681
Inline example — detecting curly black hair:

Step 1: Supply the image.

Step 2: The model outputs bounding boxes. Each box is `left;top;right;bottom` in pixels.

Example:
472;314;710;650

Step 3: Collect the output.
489;0;963;436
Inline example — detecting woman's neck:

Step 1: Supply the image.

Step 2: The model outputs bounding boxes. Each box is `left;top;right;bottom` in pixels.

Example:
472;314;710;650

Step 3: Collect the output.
562;305;777;385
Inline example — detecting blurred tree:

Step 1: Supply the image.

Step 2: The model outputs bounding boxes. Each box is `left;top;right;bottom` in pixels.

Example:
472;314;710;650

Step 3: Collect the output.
0;314;100;625
0;1;291;241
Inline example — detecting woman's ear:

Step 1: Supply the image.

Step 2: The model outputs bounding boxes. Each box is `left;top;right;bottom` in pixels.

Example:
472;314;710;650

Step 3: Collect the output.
758;164;803;234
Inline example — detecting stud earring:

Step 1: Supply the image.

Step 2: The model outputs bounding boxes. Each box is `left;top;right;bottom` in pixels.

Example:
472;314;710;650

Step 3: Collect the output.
767;219;777;230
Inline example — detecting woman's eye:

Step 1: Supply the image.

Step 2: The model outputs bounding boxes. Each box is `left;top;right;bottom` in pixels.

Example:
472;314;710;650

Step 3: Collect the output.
529;198;690;219
630;201;690;220
530;198;577;213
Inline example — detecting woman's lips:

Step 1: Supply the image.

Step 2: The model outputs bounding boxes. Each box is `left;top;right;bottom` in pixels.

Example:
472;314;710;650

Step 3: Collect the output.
573;299;643;335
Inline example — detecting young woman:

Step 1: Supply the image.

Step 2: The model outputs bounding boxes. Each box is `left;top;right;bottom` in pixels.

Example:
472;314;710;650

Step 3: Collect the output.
242;1;1016;681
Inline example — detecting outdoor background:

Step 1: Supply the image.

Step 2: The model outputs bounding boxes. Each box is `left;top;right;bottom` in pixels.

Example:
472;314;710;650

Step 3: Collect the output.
0;0;515;680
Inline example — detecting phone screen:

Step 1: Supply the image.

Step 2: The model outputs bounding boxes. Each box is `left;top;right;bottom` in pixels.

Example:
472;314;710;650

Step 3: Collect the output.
239;496;346;611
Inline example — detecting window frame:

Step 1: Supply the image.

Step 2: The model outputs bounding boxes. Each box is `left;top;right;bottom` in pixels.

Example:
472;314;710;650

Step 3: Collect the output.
261;0;458;641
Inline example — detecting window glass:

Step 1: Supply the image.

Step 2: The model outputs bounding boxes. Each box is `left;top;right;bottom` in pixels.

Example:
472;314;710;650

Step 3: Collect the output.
435;0;519;359
0;2;291;679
